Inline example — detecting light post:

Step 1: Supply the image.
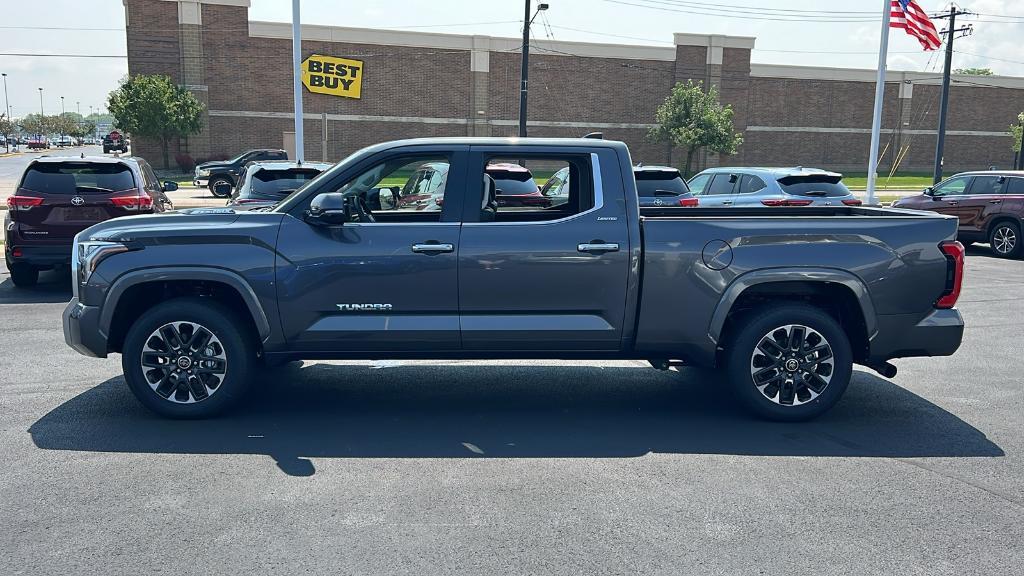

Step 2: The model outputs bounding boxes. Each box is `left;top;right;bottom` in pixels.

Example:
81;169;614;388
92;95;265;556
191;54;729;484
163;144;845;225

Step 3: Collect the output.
1;73;9;153
518;1;549;137
60;96;65;145
37;88;43;141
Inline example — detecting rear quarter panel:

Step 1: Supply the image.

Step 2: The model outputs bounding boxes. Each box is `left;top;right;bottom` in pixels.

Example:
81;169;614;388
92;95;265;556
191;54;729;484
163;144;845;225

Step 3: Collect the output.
634;212;958;364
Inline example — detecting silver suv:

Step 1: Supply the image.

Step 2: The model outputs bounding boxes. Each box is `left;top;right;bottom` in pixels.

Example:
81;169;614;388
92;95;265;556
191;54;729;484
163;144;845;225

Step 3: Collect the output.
688;167;861;207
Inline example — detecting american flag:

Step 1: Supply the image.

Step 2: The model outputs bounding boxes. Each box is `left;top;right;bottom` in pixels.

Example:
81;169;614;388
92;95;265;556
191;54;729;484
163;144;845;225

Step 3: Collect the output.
890;0;942;50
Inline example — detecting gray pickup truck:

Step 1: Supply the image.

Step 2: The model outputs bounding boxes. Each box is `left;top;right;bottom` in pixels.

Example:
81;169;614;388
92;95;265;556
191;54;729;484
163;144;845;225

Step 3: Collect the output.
63;137;965;420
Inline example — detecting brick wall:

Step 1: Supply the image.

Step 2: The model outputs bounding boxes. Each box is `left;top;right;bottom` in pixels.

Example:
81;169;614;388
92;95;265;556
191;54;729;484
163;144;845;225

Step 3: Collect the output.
124;0;1021;174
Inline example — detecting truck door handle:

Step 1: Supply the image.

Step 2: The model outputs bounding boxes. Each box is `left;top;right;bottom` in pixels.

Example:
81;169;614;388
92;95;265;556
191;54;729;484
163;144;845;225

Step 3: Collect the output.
948;200;958;206
411;243;454;253
577;243;620;253
721;200;733;205
989;199;1002;204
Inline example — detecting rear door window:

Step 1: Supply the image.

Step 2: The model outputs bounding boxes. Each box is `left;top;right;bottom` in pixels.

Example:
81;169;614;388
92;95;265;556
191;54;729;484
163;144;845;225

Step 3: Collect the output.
20;162;136;194
737;174;767;194
1006;177;1024;195
706;174;737;195
966;175;1005;196
777;175;851;198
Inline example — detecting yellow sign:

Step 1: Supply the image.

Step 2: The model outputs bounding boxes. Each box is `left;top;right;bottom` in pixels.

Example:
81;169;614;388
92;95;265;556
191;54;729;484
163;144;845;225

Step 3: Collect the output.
301;54;364;99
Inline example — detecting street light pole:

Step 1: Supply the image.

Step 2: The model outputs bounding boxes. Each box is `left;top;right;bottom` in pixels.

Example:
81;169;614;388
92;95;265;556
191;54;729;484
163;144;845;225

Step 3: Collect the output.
518;1;548;137
60;96;65;144
1;73;9;153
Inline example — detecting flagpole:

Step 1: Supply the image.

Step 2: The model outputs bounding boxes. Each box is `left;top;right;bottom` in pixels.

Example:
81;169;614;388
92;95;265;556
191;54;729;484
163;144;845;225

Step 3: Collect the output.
866;0;892;206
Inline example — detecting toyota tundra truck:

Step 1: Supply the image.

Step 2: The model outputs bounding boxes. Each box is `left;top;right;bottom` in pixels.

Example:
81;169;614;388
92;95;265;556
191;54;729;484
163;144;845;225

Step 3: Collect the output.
62;137;965;420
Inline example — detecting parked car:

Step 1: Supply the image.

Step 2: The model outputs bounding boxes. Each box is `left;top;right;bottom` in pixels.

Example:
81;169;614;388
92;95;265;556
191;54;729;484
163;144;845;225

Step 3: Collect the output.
194;149;288;197
485;162;550;208
52;136;74;148
892;171;1024;258
634;165;697;207
539;166;570;207
224;161;332;211
27;137;49;150
102;131;128;154
64;137;964;421
5;155;175;287
688;167;862;208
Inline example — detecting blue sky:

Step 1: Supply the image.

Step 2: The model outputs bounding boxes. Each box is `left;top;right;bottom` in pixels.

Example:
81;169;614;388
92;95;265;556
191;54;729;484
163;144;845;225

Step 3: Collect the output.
1;0;1020;120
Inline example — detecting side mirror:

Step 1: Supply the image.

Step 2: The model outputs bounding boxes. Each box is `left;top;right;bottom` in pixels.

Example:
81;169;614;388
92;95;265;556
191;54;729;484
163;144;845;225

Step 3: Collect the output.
162;180;178;192
213;182;232;197
923;186;934;196
377;188;398;210
305;192;350;226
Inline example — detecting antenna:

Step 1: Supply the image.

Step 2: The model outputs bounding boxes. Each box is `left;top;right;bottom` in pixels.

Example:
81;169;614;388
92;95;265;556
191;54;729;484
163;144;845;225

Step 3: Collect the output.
582;132;604;139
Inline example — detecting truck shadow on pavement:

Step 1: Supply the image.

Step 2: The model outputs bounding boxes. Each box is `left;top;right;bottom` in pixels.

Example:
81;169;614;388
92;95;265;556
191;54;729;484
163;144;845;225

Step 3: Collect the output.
29;363;1003;476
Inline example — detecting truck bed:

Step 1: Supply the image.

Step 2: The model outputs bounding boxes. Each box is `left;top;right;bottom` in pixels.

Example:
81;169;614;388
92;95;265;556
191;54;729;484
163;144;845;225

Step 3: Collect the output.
638;206;945;219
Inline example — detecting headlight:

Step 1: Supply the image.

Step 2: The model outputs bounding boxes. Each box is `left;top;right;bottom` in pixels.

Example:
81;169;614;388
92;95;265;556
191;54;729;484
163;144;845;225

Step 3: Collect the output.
75;240;129;290
197;168;210;177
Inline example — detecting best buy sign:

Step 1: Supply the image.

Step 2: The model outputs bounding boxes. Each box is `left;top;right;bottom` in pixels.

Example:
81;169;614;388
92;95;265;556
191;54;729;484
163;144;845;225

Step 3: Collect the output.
301;54;364;99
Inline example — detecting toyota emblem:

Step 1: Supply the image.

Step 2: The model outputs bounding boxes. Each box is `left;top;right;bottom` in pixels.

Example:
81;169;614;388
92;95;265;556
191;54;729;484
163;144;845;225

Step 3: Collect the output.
653;198;664;206
71;196;85;206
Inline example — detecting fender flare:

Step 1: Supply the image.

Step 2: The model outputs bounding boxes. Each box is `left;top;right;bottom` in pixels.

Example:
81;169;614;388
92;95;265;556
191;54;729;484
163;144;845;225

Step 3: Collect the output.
99;266;271;341
707;267;878;345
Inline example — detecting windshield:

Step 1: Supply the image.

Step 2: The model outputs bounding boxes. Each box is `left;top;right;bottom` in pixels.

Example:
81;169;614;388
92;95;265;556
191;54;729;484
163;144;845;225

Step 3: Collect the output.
21;162;135;194
635;171;689;197
250;168;323;195
778;175;851;197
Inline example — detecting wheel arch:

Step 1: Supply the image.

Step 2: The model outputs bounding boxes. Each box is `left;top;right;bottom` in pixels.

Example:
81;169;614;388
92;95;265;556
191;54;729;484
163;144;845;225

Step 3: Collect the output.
709;268;876;364
986;215;1021;237
101;267;271;353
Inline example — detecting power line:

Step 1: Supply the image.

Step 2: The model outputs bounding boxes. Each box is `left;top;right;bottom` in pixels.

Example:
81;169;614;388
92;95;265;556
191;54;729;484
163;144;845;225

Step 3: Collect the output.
599;0;878;22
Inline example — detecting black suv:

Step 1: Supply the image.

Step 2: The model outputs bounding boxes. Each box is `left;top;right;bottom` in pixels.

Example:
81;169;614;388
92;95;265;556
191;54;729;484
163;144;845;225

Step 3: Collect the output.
101;131;128;154
194;149;288;197
4;156;175;287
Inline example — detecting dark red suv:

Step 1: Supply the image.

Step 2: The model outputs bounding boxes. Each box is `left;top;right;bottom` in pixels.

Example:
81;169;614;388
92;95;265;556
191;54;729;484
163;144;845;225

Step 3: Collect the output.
893;171;1024;258
4;156;175;287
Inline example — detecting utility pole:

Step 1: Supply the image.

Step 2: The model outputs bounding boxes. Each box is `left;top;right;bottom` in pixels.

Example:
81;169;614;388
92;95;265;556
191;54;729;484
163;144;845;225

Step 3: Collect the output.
931;5;973;184
518;0;548;137
60;96;65;144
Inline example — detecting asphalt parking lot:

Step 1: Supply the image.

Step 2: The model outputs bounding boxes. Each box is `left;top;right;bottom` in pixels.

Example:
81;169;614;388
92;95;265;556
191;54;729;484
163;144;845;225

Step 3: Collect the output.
0;246;1021;575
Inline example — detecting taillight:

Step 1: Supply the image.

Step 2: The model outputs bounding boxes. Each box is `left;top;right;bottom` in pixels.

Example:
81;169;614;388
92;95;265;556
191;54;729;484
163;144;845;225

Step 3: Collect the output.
842;199;863;206
935;241;965;309
110;193;153;211
678;197;699;207
7;195;44;211
761;199;813;207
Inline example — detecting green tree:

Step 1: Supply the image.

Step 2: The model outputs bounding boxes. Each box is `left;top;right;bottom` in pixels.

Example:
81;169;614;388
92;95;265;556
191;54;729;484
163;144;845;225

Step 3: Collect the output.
0;116;15;152
954;67;994;76
19;113;55;138
649;80;743;177
1011;112;1024;153
107;74;204;168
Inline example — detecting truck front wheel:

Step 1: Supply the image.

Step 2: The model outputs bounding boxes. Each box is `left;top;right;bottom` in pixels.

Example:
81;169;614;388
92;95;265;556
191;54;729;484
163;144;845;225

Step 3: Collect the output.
724;304;852;421
122;297;255;418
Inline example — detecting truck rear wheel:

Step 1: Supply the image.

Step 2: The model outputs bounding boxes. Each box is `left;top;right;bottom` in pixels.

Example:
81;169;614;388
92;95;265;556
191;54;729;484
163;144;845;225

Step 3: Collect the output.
724;304;852;421
122;297;254;418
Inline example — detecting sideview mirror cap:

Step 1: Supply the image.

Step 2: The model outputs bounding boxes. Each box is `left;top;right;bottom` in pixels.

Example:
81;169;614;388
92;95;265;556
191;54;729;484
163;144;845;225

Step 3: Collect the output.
162;181;179;192
305;192;349;226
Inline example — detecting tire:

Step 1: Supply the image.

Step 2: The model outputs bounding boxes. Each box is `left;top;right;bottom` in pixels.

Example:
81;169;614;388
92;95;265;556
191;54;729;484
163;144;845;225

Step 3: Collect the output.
208;176;233;197
724;304;852;421
989;221;1021;259
121;297;255;418
8;262;39;288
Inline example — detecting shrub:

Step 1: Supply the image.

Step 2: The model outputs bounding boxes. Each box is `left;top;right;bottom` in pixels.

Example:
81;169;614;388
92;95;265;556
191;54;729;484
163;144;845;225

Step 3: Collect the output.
175;152;195;172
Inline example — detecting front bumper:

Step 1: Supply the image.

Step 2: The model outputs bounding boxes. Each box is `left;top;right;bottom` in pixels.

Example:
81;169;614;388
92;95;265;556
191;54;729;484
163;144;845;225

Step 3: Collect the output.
869;308;964;361
193;177;209;187
63;298;107;358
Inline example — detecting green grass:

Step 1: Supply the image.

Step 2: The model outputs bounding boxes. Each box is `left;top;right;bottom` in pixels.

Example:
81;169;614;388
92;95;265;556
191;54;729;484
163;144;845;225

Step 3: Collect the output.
843;172;936;191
